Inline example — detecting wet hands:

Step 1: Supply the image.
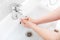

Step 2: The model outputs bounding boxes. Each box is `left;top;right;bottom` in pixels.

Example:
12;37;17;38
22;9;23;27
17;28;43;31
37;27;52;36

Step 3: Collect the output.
21;17;37;28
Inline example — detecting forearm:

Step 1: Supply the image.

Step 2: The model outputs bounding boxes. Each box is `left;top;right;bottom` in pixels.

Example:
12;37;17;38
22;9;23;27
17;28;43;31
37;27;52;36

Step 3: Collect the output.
31;25;59;40
36;7;60;24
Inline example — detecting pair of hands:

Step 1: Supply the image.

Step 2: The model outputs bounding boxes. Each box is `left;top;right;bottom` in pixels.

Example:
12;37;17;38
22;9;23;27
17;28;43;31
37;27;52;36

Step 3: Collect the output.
21;17;38;28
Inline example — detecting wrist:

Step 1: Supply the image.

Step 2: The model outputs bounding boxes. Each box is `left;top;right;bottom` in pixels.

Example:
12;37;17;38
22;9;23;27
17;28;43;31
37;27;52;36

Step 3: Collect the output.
33;19;39;25
30;24;37;29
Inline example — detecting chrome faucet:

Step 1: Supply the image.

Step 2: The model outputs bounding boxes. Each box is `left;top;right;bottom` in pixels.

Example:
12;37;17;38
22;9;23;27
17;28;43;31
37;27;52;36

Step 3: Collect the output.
10;3;23;20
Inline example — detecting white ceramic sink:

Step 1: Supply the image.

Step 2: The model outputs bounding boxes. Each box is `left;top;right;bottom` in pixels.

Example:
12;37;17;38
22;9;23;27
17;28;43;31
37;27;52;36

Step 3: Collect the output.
0;0;60;40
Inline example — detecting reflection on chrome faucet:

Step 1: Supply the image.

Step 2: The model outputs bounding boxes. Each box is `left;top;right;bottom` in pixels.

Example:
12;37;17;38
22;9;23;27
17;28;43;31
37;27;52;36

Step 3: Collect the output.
10;3;22;13
10;3;27;20
10;3;23;20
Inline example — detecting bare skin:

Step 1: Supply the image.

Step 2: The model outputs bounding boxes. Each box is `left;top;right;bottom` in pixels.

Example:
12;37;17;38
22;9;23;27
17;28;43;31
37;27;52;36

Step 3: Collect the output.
21;7;60;40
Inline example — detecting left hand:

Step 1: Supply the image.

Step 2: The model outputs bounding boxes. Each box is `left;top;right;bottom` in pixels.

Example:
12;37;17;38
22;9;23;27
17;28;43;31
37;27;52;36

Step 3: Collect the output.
21;18;37;28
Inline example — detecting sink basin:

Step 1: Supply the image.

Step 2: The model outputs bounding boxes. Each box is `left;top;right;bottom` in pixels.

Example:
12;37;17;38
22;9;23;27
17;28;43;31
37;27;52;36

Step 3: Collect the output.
0;0;60;40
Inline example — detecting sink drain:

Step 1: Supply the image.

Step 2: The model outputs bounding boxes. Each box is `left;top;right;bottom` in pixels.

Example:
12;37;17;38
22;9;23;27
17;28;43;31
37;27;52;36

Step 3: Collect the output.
26;32;32;37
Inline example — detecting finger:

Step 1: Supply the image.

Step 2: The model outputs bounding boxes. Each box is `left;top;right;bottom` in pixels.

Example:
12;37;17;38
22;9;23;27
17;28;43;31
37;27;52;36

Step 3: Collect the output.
20;17;29;24
20;19;24;23
23;16;31;21
23;17;29;20
25;17;29;20
25;17;32;21
22;20;27;24
21;21;25;25
21;19;27;24
21;20;28;27
21;21;26;26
